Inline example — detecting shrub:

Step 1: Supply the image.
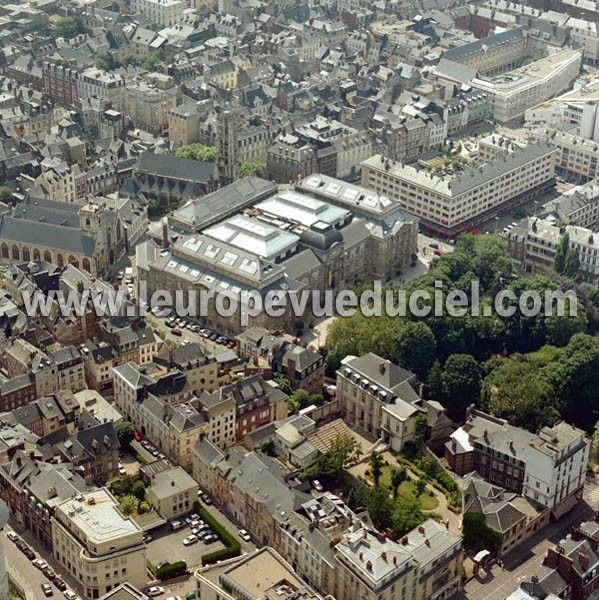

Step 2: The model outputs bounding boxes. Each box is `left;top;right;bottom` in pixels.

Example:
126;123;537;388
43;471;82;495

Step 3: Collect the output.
156;560;187;581
202;547;242;565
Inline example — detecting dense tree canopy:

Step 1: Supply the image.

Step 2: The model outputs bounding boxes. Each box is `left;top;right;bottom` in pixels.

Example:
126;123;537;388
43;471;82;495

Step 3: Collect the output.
54;17;86;39
175;144;217;162
239;161;265;178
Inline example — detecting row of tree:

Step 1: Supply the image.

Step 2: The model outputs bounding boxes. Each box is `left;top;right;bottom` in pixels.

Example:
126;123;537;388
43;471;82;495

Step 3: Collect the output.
326;234;597;431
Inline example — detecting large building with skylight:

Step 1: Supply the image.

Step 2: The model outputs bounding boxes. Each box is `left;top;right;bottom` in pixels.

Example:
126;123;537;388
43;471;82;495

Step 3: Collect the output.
137;176;418;334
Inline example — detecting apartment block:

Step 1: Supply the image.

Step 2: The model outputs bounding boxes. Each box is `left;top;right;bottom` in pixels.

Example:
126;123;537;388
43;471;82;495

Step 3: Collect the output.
52;489;146;599
145;466;198;520
503;217;599;285
361;143;556;236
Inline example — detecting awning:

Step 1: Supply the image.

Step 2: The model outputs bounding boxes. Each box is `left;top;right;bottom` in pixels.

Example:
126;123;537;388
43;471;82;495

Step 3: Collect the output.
551;494;579;520
473;549;490;563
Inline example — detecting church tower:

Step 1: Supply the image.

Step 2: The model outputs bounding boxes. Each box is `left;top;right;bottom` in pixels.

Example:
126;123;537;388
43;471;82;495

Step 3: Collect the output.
216;109;239;186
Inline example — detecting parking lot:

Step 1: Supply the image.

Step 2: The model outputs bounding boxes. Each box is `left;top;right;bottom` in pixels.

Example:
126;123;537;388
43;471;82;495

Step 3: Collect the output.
145;519;226;571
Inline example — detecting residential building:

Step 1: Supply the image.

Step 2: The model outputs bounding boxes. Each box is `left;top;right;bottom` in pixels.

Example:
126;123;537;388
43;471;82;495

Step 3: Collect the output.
42;60;79;107
125;77;178;135
361;143;557;236
78;69;127;113
52;489;146;598
336;353;423;450
502;217;599;285
542;179;599;229
270;342;324;395
132;0;184;27
145;466;198;520
200;375;288;446
446;409;589;513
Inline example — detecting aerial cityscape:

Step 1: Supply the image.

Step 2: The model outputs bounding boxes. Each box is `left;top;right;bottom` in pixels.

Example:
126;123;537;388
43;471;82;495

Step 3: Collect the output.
0;1;598;600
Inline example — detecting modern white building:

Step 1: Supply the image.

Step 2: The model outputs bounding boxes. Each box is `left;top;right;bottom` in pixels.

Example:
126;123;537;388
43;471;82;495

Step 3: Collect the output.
436;49;582;122
51;489;147;599
361;143;557;236
132;0;184;27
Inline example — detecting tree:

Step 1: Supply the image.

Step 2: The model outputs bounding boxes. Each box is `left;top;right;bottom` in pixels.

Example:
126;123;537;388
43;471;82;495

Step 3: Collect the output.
110;474;134;497
309;433;362;478
96;51;118;71
426;360;443;400
139;501;151;513
593;421;599;463
564;246;581;279
365;485;394;531
54;17;86;39
397;322;436;377
0;186;13;205
415;478;427;496
175;144;216;162
442;354;481;421
289;389;311;414
391;467;406;498
370;452;385;487
273;375;293;395
239;161;265;178
131;480;146;500
119;495;138;516
392;495;424;537
115;421;135;447
554;233;569;275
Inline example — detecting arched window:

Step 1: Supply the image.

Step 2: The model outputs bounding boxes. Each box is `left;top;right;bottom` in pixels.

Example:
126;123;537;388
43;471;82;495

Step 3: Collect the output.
1;244;8;259
33;249;40;261
44;251;51;263
22;247;30;262
68;255;77;266
57;254;64;268
11;245;19;261
82;258;91;272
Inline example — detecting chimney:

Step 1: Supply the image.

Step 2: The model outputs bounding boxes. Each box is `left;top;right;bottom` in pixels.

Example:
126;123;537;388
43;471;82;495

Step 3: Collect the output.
377;531;386;543
531;575;539;584
171;480;175;486
418;526;425;534
381;552;387;561
393;556;397;565
579;552;590;571
425;539;430;547
379;362;386;375
162;218;169;249
366;561;372;571
401;536;408;545
359;552;363;560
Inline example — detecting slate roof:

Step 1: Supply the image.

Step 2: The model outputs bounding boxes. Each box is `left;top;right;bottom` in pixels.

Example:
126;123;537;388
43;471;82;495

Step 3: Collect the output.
136;152;215;183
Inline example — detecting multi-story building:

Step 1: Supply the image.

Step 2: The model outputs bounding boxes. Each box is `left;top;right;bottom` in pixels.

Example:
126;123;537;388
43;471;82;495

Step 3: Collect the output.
361;143;557;236
78;69;127;113
145;466;198;520
168;101;201;146
200;375;288;446
503;217;599;285
42;60;79;106
435;49;582;122
542;179;599;230
446;409;589;513
336;353;423;450
335;521;463;600
195;547;324;600
125;77;178;135
139;176;418;333
132;0;184;27
52;489;147;598
528;127;599;182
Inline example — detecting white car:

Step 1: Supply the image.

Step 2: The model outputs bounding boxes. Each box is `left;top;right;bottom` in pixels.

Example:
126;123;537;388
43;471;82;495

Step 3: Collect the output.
182;535;198;546
6;531;18;542
33;558;48;570
64;591;78;600
118;463;126;475
239;529;251;542
146;587;164;597
166;597;182;600
311;480;323;492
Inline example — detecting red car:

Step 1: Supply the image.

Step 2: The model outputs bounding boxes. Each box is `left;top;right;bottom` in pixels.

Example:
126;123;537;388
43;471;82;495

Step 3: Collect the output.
134;431;142;442
433;249;442;256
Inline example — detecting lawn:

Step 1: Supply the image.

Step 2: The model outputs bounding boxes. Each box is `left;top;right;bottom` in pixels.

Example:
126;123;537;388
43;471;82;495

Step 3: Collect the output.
368;465;439;511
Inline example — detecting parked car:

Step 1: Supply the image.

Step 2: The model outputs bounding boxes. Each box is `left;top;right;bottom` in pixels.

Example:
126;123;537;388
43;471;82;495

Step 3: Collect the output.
203;495;212;505
41;583;53;597
53;579;66;591
186;592;196;600
134;431;142;442
433;249;442;256
118;463;126;475
142;534;152;543
63;591;78;600
166;596;182;600
165;320;176;328
429;242;439;249
172;328;182;336
203;534;218;544
311;480;323;492
6;531;18;542
23;547;35;560
146;587;164;597
239;529;251;542
183;534;198;546
33;559;48;570
170;520;185;531
155;561;169;570
42;566;56;580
